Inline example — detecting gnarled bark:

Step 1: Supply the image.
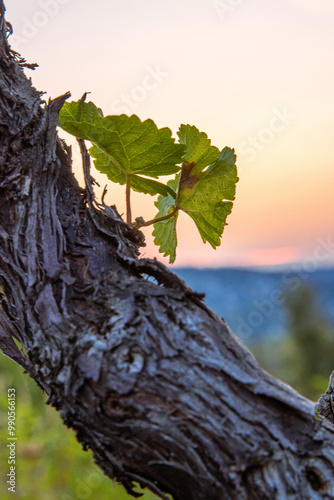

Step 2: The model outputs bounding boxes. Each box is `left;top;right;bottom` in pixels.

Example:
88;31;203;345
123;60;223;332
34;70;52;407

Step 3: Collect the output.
1;4;334;499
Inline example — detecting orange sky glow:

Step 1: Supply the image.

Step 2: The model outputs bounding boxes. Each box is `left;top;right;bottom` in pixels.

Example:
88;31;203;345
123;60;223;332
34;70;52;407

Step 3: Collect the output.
6;0;334;268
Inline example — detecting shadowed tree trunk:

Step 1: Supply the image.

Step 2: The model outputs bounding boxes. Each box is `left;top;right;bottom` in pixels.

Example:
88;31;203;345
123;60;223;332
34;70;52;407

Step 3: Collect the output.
1;3;334;499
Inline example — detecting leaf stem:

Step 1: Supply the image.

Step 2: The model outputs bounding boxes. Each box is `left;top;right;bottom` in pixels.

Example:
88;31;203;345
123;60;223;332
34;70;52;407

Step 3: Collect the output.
126;174;132;224
133;206;179;229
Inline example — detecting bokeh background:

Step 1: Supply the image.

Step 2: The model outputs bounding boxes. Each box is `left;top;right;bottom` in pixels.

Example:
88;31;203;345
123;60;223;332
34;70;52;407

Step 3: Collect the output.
6;0;334;268
1;1;334;499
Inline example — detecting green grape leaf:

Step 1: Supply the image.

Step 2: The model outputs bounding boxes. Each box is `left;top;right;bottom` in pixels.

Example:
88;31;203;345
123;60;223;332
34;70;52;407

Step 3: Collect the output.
178;146;238;247
153;126;238;262
58;99;103;139
177;124;220;174
58;101;184;195
152;178;179;263
59;101;239;265
90;146;176;198
130;176;177;198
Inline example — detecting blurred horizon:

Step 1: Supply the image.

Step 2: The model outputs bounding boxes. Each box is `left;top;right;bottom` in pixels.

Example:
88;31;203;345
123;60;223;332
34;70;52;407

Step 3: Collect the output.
5;0;334;268
173;262;334;271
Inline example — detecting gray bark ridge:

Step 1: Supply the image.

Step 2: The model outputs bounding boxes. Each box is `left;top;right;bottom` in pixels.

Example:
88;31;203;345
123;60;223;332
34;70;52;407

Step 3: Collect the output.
1;3;334;499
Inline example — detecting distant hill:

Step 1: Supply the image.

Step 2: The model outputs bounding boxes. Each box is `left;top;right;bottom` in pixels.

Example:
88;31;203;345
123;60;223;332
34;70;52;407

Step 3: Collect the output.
174;267;334;343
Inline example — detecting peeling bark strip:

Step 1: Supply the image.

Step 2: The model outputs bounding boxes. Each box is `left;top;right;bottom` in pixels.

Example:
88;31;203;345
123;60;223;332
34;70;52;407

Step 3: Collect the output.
1;3;334;499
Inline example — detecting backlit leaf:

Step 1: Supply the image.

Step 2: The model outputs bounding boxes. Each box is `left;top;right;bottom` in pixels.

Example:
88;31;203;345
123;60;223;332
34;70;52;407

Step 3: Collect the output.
178;146;238;246
153;126;238;262
58;100;184;195
152;178;179;263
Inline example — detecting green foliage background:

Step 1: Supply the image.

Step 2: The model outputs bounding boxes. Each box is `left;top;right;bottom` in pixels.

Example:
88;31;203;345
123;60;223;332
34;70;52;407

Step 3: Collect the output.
251;284;334;401
0;355;159;500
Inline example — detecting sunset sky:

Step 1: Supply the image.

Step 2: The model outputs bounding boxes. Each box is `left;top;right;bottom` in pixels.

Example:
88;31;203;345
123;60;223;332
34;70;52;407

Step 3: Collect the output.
6;0;334;268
